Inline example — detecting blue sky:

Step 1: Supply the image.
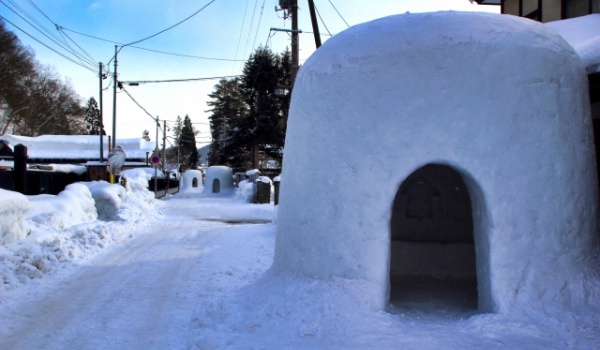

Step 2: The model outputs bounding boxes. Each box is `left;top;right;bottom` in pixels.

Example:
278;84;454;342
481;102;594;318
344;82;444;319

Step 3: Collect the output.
0;0;499;146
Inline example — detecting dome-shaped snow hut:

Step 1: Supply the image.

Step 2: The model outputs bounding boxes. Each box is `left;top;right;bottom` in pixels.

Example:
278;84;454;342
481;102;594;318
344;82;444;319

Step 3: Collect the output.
203;166;234;194
274;12;599;314
180;170;203;192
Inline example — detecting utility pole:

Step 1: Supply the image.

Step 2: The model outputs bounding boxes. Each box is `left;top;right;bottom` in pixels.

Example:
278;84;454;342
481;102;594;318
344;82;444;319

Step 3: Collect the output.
277;1;299;85
98;62;104;161
154;116;159;195
307;0;322;48
112;45;118;149
291;1;299;85
162;120;169;194
162;120;167;174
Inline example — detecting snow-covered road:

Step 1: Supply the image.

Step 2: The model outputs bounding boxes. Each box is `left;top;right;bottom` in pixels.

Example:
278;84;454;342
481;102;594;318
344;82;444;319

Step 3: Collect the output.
0;193;275;350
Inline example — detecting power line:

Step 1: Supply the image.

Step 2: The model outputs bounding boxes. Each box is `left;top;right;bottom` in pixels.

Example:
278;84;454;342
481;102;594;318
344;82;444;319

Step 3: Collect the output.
0;1;97;71
232;0;251;74
314;3;332;37
0;14;96;73
124;0;218;47
4;0;97;68
328;0;350;27
250;0;267;52
59;25;244;62
119;85;157;122
121;75;241;85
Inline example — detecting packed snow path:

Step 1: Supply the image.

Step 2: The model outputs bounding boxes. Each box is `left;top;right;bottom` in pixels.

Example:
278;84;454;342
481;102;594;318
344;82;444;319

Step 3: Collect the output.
0;193;275;350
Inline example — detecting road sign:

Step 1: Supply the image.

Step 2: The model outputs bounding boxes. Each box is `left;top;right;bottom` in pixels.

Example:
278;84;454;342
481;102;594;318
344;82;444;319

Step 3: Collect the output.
150;154;160;166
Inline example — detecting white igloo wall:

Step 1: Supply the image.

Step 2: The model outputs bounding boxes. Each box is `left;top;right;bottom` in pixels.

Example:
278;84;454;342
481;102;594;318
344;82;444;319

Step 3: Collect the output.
203;166;234;194
274;12;599;313
180;170;203;192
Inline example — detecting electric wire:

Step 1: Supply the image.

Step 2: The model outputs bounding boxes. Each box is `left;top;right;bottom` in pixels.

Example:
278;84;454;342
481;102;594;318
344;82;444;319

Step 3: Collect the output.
0;14;96;73
241;0;260;62
119;84;157;122
4;0;97;68
59;26;244;62
123;0;217;47
121;75;241;85
328;0;350;27
0;1;97;71
231;0;251;73
314;3;332;37
250;0;267;54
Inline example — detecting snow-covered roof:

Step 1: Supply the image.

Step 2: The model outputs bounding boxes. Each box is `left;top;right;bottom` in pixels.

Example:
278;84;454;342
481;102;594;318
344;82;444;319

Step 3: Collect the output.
546;14;600;74
0;135;156;161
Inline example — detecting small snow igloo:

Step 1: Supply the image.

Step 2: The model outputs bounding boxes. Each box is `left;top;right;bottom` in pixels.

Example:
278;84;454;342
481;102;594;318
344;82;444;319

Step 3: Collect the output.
180;170;203;192
274;12;599;314
203;166;234;194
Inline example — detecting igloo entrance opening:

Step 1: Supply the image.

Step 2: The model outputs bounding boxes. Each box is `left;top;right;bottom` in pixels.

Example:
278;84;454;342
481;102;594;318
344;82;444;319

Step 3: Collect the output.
212;179;221;193
388;164;479;317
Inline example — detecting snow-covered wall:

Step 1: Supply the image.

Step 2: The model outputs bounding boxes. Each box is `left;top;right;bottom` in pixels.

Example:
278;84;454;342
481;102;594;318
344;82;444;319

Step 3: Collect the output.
274;12;599;313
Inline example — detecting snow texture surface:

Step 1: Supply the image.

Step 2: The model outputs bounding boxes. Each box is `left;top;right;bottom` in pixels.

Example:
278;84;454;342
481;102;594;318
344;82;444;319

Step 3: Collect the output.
0;189;30;245
546;14;600;74
275;11;600;314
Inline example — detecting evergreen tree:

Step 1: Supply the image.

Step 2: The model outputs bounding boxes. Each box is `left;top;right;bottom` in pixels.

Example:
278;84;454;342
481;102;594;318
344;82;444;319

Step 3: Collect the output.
179;115;198;169
84;97;104;135
239;46;291;168
207;78;248;168
165;116;182;166
142;129;150;141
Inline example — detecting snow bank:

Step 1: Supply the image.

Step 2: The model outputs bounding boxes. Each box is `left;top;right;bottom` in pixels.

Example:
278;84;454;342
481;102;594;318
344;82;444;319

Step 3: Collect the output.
0;189;30;245
0;175;160;293
81;181;127;219
235;179;256;203
26;183;97;231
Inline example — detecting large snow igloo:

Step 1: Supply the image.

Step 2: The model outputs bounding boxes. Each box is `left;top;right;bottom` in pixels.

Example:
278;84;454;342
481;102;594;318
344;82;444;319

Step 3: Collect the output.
203;166;234;194
273;12;599;314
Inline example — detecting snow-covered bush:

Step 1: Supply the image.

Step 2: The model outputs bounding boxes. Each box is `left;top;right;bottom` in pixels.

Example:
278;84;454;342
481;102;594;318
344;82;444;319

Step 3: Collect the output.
0;189;30;245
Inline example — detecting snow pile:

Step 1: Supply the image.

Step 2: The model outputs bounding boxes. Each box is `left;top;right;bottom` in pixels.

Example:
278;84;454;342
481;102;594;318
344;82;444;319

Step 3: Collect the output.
235;179;256;202
0;189;30;245
121;167;164;180
36;164;87;175
0;178;160;293
180;169;203;192
26;183;97;231
81;181;127;219
116;168;158;221
546;14;600;74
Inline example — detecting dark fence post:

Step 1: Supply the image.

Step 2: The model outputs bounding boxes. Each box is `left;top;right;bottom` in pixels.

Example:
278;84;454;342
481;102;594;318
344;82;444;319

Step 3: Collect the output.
273;177;280;205
14;144;27;194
